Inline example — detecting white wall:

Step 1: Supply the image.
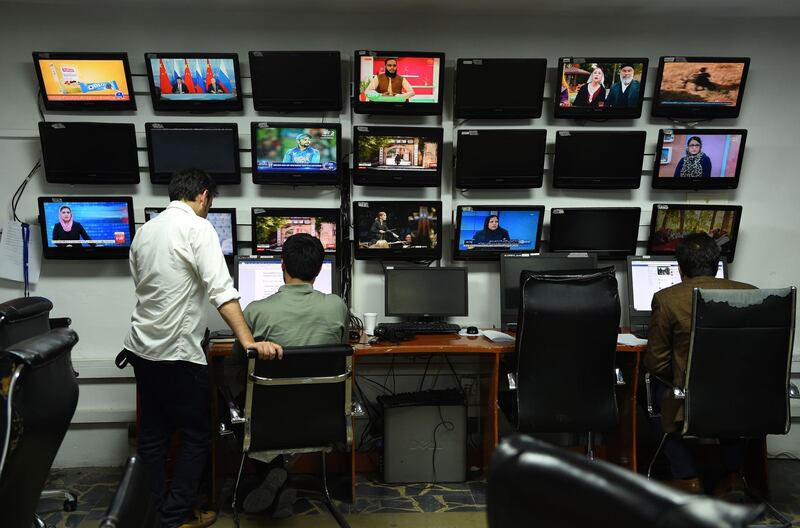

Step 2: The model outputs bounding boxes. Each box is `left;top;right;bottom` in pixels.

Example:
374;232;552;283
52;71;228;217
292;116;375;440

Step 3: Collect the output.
1;5;799;466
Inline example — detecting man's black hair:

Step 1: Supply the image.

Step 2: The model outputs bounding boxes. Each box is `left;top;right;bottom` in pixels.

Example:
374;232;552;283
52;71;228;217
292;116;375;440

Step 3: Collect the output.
676;232;720;278
282;233;324;282
168;168;218;202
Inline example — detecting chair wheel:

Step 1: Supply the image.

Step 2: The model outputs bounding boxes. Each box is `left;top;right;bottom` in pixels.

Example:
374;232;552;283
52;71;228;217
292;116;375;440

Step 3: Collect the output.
63;498;77;512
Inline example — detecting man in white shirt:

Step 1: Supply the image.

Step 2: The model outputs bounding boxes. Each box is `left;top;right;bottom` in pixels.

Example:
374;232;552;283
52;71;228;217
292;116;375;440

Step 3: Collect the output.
124;169;282;528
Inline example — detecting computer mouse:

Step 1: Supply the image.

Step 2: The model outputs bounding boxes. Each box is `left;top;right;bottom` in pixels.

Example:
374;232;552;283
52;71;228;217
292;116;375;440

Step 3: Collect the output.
466;326;479;335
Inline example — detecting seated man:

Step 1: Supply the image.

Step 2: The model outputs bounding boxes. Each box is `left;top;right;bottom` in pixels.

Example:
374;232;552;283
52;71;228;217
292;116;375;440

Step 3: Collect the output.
229;233;349;517
644;232;754;498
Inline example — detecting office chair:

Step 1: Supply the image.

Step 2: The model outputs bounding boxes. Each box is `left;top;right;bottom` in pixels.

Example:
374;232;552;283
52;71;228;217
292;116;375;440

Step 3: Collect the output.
645;287;798;527
0;327;80;528
488;433;762;528
501;267;622;458
99;455;156;528
219;344;354;528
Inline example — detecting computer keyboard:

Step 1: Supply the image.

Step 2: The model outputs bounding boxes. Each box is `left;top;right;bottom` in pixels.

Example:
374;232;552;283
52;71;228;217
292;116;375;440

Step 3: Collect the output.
377;322;461;335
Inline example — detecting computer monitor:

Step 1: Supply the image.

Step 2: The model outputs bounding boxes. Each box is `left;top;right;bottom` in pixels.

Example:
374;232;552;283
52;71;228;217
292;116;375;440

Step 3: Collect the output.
653;129;747;190
235;254;337;311
353;126;443;187
251;122;341;186
647;204;743;262
500;253;598;330
552;131;646;189
455;129;546;189
548;207;641;259
454;58;547;119
251;207;338;255
145;207;237;260
249;51;342;112
454;205;544;261
554;57;648;119
627;255;727;329
144;53;243;112
384;267;468;318
353;201;442;261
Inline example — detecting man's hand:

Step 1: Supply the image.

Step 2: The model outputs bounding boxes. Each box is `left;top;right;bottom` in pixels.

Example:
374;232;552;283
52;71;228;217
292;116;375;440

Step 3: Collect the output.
246;341;283;361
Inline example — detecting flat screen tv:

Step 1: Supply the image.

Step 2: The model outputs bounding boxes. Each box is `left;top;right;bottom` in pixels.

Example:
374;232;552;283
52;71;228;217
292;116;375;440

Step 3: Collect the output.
144;53;242;112
249;51;342;112
145;207;237;260
39;121;139;184
354;50;444;116
653;129;747;190
353;126;442;187
353;201;442;261
652;57;750;119
146;122;240;185
548;207;641;259
455;58;547;119
38;197;135;260
251;207;339;255
455;129;546;189
552;131;646;189
454;205;544;261
251;122;341;185
33;52;136;111
647;203;742;262
555;57;648;119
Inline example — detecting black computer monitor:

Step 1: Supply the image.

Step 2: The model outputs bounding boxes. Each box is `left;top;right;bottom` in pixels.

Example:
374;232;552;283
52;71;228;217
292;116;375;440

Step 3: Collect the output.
234;254;337;311
145;207;237;260
384;267;468;318
455;129;546;189
548;207;641;259
454;58;547;119
552;131;646;189
647;203;743;262
499;253;598;330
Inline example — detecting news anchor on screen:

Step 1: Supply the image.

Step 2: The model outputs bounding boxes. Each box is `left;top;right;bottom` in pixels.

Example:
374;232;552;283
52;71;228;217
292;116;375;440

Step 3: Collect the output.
364;57;415;101
674;136;712;178
473;214;510;243
52;205;92;247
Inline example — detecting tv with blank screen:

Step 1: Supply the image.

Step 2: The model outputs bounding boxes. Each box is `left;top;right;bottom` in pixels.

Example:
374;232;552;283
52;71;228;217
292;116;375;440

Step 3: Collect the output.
548;207;641;259
249;51;341;112
455;129;546;189
552;131;646;189
455;58;547;119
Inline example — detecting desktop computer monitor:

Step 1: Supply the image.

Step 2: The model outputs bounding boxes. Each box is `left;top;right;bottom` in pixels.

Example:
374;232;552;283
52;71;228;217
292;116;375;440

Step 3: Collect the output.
385;267;468;318
234;254;337;311
499;253;598;330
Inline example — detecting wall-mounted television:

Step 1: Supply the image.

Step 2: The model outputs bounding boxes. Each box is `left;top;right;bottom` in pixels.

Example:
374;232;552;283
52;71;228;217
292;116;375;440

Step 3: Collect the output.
353;50;444;116
33;52;136;111
647;203;742;262
652;57;750;119
353;201;442;261
39;121;140;185
251;207;339;255
548;207;641;259
653;129;747;190
453;205;544;261
454;58;547;119
38;197;135;260
251;122;341;186
353;125;442;187
455;129;546;189
249;51;342;112
145;207;237;260
555;57;648;119
144;53;242;112
552;131;646;189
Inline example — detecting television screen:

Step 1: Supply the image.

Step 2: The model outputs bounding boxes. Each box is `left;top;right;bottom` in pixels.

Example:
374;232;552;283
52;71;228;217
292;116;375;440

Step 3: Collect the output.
555;57;648;119
249;51;341;112
39;121;139;184
354;50;444;115
455;58;547;119
455;129;546;189
652;57;750;118
33;52;136;111
549;207;641;259
552;131;646;189
647;204;742;262
235;254;338;311
146;123;240;185
353;201;442;261
653;129;746;190
145;207;237;259
251;207;338;255
251;122;340;185
144;53;242;112
38;197;135;260
454;205;544;261
353;126;442;187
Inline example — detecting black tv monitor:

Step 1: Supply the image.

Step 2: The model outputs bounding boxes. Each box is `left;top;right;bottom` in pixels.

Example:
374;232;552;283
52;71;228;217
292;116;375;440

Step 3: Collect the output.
653;129;747;190
251;207;338;255
353;126;442;187
549;207;641;259
39;122;139;184
145;207;237;260
455;129;546;189
385;267;468;318
145;123;240;185
144;53;242;112
33;52;136;111
500;253;598;330
353;50;444;116
249;51;342;112
652;57;750;119
353;201;442;261
455;58;547;119
647;203;743;262
553;131;646;189
38;197;135;260
454;205;545;261
251;122;341;186
555;57;648;119
235;254;338;311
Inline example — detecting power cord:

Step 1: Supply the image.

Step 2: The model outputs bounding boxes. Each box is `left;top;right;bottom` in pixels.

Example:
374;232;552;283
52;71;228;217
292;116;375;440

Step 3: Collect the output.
11;160;41;222
431;405;455;483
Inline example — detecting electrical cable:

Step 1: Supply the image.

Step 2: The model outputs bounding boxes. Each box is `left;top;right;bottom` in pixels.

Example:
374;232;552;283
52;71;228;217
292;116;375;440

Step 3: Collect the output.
11;160;41;222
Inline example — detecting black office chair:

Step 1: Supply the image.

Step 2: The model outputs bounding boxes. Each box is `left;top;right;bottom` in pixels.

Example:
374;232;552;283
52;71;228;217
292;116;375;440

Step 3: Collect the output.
99;455;156;528
645;287;799;527
220;344;354;528
0;327;80;528
501;267;622;458
488;433;762;528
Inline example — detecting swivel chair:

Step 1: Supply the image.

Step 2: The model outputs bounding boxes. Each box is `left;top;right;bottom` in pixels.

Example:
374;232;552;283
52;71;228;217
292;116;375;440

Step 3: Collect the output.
99;455;156;528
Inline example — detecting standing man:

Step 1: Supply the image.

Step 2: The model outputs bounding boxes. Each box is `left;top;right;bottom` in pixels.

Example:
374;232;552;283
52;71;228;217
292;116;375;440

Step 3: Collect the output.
124;168;282;528
365;57;415;101
605;63;640;107
282;133;320;164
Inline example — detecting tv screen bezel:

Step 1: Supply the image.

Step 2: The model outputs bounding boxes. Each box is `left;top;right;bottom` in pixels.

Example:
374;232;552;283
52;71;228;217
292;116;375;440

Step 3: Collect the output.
552;130;646;189
249;50;342;112
145;206;238;261
352;201;443;261
453;205;545;261
652;128;747;190
548;207;642;259
454;58;547;119
384;266;468;317
455;129;546;189
353;125;443;187
250;206;340;256
646;203;743;262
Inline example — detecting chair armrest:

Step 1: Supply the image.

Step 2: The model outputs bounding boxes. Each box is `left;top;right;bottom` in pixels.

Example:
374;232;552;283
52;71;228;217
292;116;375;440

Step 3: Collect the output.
49;317;71;329
790;382;800;399
218;385;245;425
645;373;686;418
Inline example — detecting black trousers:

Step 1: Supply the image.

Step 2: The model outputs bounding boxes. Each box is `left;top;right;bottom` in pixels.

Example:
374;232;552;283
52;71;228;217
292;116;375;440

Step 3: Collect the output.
129;352;211;528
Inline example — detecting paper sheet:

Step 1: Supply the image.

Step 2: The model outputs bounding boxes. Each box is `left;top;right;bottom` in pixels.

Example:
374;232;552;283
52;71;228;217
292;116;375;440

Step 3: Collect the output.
617;333;648;346
0;221;42;284
481;330;515;343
